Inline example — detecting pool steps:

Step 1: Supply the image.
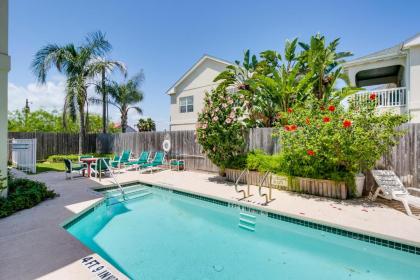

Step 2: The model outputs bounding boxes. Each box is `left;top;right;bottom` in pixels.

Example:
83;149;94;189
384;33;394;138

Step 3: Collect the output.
238;213;256;232
106;185;151;205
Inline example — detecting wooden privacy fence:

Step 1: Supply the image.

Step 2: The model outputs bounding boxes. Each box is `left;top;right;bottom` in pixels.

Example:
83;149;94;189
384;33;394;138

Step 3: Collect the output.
8;132;97;161
7;124;420;187
96;131;219;172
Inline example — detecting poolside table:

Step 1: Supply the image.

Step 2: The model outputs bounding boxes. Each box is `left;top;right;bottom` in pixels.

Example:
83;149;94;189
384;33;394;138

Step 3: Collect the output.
80;157;98;178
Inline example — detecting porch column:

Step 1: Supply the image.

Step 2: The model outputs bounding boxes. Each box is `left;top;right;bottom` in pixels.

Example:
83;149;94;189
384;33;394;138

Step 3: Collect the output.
0;0;10;197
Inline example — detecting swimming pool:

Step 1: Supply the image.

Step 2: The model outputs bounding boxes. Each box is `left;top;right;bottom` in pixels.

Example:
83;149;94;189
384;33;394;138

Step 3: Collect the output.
65;184;420;279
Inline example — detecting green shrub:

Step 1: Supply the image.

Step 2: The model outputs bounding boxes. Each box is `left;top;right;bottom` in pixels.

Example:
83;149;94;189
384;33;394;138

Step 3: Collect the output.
46;153;112;163
196;87;247;171
0;176;57;218
246;150;286;174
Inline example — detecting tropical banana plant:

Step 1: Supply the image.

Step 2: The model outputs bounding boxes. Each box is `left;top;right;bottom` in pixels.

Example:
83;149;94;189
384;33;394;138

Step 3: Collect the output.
298;34;355;103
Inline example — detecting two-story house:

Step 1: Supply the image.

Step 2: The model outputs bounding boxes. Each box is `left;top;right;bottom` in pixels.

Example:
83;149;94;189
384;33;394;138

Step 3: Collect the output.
167;55;231;131
343;33;420;122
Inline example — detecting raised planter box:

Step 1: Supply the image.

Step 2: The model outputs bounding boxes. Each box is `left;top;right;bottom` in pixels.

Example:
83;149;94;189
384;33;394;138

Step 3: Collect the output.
225;168;348;199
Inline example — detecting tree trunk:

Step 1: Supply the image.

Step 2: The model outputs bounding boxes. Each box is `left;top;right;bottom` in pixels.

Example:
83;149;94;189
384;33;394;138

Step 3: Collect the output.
79;107;86;154
121;111;127;133
101;69;107;134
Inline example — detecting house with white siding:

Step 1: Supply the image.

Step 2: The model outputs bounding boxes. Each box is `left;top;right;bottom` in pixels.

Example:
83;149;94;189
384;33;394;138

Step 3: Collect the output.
343;33;420;122
167;55;231;131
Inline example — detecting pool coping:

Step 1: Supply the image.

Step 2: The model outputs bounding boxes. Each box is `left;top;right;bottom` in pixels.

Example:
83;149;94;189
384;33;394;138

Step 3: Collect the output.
62;180;420;256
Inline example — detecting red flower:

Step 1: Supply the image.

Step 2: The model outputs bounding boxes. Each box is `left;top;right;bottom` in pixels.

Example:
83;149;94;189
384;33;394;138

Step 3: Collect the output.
343;119;352;128
305;117;310;125
369;93;376;100
287;108;293;113
290;124;297;131
284;125;290;131
328;105;336;112
307;150;315;156
322;116;331;123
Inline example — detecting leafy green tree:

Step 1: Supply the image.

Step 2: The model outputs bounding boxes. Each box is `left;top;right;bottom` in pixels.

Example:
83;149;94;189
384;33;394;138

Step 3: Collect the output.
91;72;144;133
8;109;118;133
137;118;156;132
31;31;112;153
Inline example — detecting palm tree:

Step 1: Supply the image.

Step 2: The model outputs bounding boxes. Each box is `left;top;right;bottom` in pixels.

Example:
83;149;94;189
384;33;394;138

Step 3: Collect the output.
91;57;127;133
92;72;144;133
137;118;156;132
31;31;111;153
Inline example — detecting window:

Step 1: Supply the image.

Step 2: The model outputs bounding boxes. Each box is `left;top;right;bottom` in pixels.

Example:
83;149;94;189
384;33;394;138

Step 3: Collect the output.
180;96;194;113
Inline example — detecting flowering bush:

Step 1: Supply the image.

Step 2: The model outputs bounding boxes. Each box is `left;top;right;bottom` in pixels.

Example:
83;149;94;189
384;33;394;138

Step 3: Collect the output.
274;96;408;192
196;87;247;171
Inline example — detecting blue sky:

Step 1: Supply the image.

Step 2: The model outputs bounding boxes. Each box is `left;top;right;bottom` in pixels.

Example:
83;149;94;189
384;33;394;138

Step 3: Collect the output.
8;0;420;130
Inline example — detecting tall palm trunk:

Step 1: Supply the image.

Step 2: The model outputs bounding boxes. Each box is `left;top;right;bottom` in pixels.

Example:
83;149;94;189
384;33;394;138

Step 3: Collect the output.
121;110;127;133
79;107;86;154
101;69;107;133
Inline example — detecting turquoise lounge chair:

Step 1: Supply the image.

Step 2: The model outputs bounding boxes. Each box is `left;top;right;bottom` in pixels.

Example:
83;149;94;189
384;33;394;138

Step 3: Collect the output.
125;151;150;170
110;150;131;169
64;159;87;179
91;158;111;178
139;151;165;173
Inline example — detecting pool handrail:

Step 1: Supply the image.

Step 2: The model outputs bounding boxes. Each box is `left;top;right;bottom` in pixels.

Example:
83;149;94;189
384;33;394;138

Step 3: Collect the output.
258;171;274;205
99;158;126;200
235;168;252;200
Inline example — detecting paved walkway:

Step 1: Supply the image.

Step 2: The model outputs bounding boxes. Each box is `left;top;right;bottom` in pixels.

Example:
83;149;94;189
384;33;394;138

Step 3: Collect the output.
0;171;128;280
1;169;420;279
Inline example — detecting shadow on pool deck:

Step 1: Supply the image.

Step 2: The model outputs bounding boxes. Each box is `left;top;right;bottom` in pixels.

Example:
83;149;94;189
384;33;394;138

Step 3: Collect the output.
0;170;126;280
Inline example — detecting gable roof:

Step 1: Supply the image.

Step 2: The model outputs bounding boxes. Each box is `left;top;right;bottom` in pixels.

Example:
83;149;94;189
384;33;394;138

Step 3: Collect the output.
166;54;232;95
344;33;420;67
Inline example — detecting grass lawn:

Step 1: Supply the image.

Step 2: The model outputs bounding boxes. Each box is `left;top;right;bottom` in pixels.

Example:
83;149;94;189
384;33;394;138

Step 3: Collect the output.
36;161;66;173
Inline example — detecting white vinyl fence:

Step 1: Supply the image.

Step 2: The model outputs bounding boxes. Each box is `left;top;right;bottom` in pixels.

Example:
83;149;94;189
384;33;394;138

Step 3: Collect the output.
9;138;37;173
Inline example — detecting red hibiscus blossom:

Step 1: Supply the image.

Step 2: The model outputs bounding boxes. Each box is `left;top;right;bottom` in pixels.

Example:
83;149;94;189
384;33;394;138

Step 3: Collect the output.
307;150;315;156
343;119;352;128
290;124;297;131
369;93;376;100
322;116;331;123
305;118;310;125
328;105;335;112
284;125;290;131
287;108;293;113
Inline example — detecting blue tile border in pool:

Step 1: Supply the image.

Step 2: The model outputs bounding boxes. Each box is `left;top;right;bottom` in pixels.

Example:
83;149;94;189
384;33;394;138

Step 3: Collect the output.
64;182;420;255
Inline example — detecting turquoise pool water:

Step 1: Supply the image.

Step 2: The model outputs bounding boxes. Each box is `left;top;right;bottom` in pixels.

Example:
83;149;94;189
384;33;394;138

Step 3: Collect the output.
66;185;420;280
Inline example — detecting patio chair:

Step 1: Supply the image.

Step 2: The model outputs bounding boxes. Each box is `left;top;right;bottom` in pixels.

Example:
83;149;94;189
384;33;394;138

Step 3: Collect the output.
125;151;150;170
139;151;166;173
170;159;185;171
64;159;87;179
91;158;111;178
371;170;420;217
109;150;131;169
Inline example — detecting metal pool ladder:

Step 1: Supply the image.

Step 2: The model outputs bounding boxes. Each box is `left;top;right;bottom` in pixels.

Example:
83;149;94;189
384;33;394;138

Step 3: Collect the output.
101;159;126;201
259;171;275;205
235;169;252;200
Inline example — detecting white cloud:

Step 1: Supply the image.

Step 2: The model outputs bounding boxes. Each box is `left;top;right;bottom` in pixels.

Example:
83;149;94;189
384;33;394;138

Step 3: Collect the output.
7;78;143;130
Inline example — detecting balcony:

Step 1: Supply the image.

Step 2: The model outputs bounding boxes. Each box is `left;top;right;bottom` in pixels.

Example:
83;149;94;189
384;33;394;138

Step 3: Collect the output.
353;87;407;108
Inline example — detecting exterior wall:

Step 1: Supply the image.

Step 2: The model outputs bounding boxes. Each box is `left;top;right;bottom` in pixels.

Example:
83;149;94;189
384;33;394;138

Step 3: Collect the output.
345;57;406;86
169;59;227;131
408;46;420;123
0;0;10;196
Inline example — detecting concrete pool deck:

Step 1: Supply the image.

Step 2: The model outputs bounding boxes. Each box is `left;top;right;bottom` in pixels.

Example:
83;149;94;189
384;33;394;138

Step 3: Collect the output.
1;169;420;279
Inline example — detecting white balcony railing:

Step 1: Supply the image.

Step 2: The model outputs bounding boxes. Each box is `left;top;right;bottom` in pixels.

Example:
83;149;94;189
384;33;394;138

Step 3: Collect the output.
353;87;407;107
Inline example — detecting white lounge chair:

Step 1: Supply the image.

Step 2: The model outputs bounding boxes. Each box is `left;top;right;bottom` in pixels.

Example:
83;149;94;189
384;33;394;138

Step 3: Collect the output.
371;170;420;217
